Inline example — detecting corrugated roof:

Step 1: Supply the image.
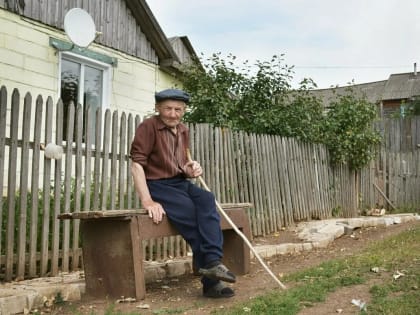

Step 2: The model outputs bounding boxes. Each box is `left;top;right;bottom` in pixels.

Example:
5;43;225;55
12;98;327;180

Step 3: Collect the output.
382;72;420;100
310;80;387;105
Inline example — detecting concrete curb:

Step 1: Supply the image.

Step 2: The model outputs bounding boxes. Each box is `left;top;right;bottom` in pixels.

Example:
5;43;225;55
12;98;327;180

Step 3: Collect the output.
1;213;418;314
0;272;84;315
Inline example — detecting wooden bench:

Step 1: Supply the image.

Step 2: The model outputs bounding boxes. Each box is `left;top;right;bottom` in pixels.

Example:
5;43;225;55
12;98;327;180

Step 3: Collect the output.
58;203;251;300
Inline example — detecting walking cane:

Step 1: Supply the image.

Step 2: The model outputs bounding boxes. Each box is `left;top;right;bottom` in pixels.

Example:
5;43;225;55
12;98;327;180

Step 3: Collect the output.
186;149;286;289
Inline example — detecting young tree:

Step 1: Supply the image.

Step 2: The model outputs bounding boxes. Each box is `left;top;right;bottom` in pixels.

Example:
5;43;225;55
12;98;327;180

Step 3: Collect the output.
322;89;381;169
180;53;324;142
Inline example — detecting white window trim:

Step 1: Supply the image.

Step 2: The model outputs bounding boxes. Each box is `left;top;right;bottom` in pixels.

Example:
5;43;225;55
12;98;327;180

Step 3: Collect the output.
58;51;112;148
58;51;112;110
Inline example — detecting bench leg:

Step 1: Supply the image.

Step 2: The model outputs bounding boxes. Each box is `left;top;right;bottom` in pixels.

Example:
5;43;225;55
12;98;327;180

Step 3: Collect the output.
81;218;146;299
222;228;250;275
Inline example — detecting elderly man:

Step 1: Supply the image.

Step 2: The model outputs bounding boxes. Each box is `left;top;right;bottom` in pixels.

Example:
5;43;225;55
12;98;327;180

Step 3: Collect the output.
130;88;236;298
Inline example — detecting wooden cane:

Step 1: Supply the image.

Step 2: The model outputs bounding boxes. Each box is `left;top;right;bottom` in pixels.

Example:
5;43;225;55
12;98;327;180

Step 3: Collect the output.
186;149;286;289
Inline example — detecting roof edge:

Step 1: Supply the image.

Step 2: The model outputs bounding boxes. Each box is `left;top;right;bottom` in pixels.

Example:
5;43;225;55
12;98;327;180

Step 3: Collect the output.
125;0;180;66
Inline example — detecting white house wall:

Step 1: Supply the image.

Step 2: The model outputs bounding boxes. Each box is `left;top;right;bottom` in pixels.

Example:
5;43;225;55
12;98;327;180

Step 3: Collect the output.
0;8;181;194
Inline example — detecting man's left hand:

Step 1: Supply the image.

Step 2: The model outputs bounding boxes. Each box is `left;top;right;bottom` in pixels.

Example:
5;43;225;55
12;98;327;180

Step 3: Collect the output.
184;161;203;178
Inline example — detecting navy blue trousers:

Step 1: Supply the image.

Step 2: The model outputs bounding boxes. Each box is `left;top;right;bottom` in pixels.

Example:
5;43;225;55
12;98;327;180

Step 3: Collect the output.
147;176;223;288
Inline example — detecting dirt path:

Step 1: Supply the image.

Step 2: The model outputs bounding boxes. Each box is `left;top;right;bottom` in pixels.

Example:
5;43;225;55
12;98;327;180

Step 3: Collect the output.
50;219;420;315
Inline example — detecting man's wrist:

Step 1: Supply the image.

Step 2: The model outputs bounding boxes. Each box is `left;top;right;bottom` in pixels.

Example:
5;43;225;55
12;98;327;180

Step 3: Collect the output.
141;198;153;206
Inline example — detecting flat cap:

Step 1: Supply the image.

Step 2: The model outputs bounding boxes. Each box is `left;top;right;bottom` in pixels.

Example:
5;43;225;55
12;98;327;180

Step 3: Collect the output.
155;88;190;104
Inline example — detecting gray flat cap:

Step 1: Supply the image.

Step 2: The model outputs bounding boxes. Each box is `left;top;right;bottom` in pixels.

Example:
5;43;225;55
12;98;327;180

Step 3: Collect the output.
155;88;190;104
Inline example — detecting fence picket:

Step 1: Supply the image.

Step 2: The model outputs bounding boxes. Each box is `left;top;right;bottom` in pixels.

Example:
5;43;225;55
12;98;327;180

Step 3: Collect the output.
93;108;102;210
272;137;285;226
133;115;141;209
214;127;222;201
101;110;111;210
208;124;215;193
262;135;274;233
62;103;75;272
71;105;84;270
4;90;19;280
0;87;6;266
243;133;257;235
51;99;63;275
5;89;20;281
28;96;43;277
251;133;264;235
16;93;32;279
119;113;127;209
126;114;134;209
110;111;119;209
40;96;53;276
84;106;93;212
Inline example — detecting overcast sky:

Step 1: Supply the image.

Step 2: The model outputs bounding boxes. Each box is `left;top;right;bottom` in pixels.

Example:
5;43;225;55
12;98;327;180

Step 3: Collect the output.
147;0;420;89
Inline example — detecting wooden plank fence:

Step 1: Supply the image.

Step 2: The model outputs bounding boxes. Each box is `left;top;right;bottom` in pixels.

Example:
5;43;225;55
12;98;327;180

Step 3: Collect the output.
0;86;419;281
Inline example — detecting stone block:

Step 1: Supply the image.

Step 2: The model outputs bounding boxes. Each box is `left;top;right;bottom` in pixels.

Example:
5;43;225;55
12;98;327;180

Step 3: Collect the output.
384;217;394;226
302;243;313;251
393;216;402;224
312;235;333;248
165;260;192;278
336;222;355;235
0;294;28;315
144;263;166;283
318;224;344;239
347;218;363;228
275;243;293;255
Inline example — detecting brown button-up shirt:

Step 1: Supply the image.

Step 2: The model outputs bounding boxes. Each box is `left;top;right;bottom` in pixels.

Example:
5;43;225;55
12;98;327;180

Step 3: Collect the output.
130;115;189;180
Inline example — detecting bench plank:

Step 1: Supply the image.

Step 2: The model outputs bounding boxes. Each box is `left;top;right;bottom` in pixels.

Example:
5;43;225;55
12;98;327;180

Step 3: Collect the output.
58;209;148;219
58;203;252;220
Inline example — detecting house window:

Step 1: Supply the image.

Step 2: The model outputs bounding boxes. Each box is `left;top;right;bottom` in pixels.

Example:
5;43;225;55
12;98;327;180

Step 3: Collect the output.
59;52;110;144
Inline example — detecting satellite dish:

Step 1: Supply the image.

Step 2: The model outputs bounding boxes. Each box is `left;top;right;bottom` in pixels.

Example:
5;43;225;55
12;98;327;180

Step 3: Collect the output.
64;8;96;48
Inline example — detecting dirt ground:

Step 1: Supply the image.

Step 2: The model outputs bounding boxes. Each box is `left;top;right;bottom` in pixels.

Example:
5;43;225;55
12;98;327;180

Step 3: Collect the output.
47;219;420;315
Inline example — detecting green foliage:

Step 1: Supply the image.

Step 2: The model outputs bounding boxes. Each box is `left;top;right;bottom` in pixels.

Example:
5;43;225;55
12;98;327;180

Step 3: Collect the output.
389;98;420;118
1;189;48;254
322;89;381;169
331;206;342;217
181;53;324;142
103;304;140;315
403;97;420;117
54;292;65;305
180;53;245;128
180;53;381;169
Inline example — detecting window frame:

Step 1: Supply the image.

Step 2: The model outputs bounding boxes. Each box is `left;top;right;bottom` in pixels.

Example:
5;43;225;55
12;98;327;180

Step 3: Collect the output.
58;51;112;111
58;51;112;145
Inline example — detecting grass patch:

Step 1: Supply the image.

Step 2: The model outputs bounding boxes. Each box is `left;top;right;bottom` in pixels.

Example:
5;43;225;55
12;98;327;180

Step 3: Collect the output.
151;307;187;314
213;224;419;315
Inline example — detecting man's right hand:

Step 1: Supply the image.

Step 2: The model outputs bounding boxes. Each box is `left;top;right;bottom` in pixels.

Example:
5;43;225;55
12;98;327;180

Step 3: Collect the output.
142;199;166;224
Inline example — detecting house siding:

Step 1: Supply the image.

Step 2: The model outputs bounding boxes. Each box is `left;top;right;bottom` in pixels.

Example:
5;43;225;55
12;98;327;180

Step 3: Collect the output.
0;9;57;95
0;0;160;64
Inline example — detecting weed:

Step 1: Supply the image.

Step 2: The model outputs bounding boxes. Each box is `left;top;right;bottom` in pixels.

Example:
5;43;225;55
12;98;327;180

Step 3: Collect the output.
54;292;65;305
331;206;342;217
